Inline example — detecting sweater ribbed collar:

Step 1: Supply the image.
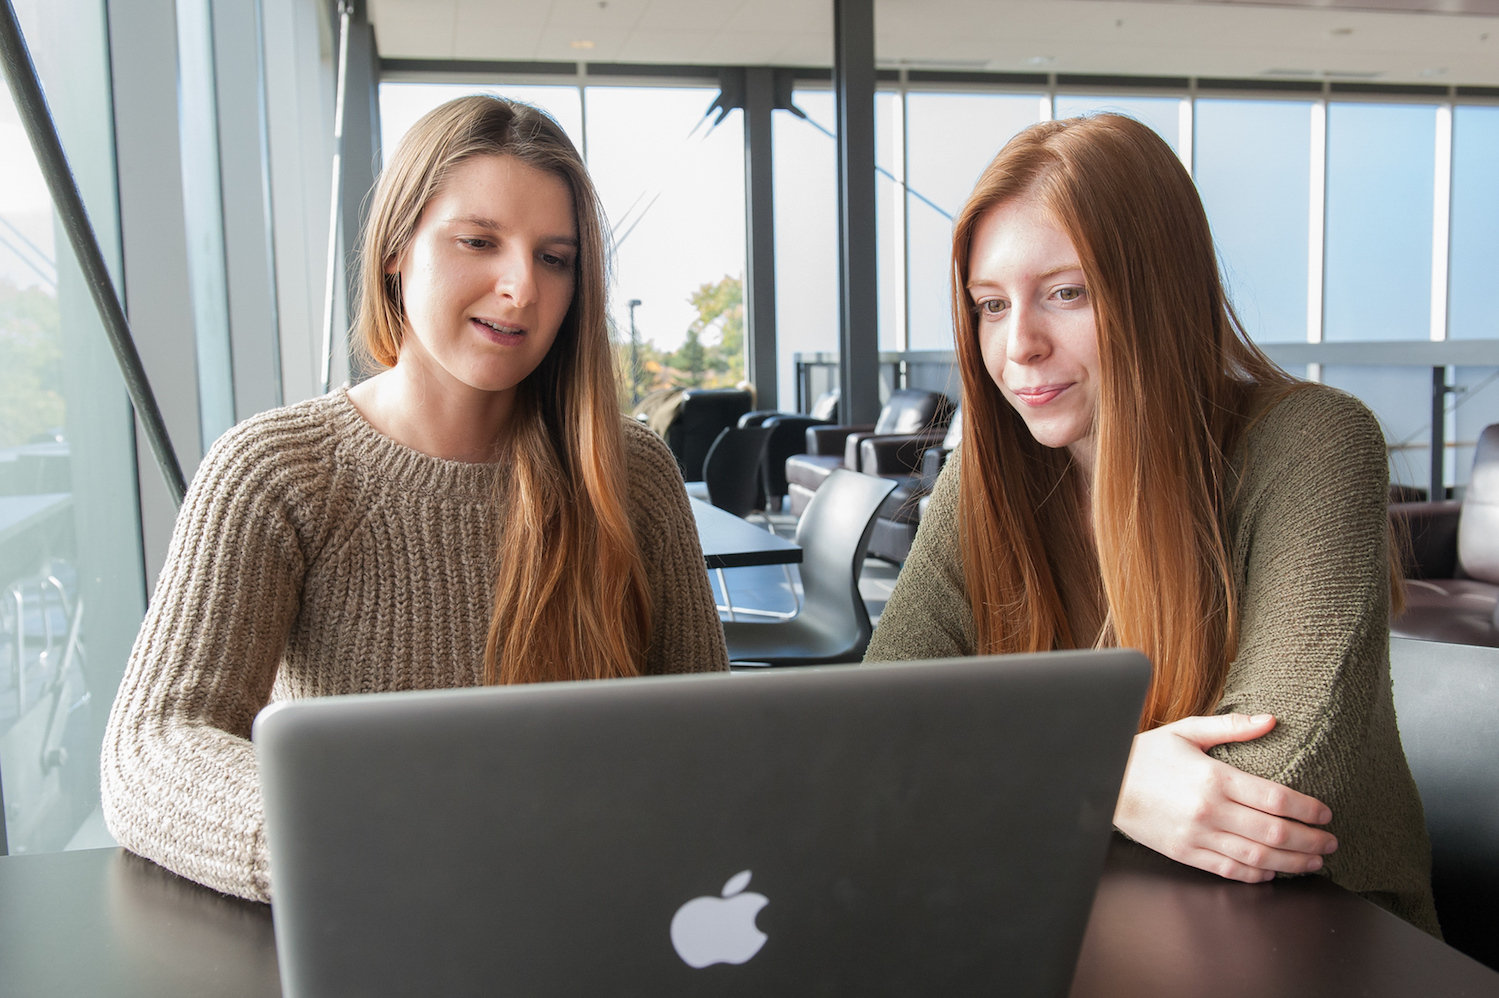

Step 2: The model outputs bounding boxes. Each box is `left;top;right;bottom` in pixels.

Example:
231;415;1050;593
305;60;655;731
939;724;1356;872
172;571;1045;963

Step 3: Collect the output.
327;388;501;499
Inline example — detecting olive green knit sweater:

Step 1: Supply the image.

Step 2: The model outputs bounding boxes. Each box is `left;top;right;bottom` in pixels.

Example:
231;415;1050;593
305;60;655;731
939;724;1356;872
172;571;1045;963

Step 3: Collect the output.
102;390;729;903
866;385;1440;935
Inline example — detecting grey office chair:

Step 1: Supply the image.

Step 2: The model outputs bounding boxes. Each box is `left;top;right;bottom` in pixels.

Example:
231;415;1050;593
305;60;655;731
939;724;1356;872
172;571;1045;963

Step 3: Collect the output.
1389;636;1499;969
723;469;898;666
685;426;775;519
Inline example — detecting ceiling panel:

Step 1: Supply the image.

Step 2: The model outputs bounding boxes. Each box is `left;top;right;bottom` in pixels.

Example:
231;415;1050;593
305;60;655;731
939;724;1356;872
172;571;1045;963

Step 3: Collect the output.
369;0;1499;86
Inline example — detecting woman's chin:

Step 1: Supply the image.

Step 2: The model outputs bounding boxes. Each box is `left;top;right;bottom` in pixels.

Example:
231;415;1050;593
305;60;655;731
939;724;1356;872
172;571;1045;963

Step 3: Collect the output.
1019;418;1088;453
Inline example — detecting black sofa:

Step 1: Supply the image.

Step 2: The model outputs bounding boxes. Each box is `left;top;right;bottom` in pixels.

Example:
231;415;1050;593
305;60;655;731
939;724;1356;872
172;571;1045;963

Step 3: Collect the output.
782;389;955;517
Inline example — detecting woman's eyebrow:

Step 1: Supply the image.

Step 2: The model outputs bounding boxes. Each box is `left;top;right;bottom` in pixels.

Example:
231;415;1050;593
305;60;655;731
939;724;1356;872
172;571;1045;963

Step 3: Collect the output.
446;214;578;246
966;263;1084;292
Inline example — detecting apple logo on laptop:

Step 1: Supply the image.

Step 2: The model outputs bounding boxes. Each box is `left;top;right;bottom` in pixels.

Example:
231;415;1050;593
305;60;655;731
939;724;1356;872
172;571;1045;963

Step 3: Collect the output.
670;870;769;968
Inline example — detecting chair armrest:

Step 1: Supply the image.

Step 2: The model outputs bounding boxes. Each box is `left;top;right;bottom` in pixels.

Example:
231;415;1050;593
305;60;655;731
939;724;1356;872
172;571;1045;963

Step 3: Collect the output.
738;410;772;428
806;423;874;457
1391;500;1462;580
859;430;949;476
760;414;833;435
918;446;953;491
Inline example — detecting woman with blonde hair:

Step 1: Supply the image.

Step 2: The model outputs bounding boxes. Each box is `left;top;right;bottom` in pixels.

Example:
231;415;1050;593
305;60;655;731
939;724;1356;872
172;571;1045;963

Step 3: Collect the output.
867;113;1439;933
102;95;729;902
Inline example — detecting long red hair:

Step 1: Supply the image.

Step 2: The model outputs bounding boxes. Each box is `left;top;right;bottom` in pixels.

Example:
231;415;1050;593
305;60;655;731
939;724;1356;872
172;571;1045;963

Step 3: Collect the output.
354;96;650;684
952;114;1305;729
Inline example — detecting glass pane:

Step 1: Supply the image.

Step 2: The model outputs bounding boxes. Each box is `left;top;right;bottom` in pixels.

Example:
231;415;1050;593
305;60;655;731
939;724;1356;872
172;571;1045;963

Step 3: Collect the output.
1324;102;1436;342
1053;95;1181;152
1319;366;1430;489
774;91;838;410
905;93;1044;351
1195;99;1312;344
586;87;745;395
1;0;145;854
378;82;584;157
1449;106;1499;341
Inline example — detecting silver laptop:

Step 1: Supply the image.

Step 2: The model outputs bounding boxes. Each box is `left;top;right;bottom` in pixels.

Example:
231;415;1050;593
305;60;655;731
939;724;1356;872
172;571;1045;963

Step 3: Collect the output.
254;650;1149;997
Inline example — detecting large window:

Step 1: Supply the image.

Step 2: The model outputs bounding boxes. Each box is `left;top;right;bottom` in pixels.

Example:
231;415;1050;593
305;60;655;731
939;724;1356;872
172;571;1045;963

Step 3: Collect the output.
585;87;745;399
1054;95;1182;152
1194;99;1312;344
1449;106;1499;342
383;73;1499;495
1;0;145;855
1323;102;1437;343
772;91;838;410
903;93;1044;351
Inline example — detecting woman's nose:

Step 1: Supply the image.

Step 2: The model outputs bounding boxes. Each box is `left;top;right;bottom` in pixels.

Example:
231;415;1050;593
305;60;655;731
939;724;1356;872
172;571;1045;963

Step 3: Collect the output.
1006;304;1050;365
493;248;537;307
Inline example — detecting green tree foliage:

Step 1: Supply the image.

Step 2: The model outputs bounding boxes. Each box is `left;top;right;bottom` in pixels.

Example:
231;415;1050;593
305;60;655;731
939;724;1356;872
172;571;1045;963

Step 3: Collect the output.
616;275;746;402
0;277;65;449
681;274;743;385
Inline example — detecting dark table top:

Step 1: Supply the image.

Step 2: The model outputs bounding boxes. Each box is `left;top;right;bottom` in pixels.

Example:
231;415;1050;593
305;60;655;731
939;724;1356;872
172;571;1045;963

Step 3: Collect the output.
3;837;1495;997
690;497;802;570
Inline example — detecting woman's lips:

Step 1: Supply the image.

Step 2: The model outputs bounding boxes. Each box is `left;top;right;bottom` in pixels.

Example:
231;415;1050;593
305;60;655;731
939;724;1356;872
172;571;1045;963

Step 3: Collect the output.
471;317;525;346
1013;383;1071;407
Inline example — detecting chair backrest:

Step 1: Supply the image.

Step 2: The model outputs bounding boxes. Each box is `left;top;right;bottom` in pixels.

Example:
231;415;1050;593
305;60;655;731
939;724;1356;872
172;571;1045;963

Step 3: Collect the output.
702;426;775;518
873;389;955;435
1459;424;1499;583
1389;636;1499;967
793;470;899;658
941;406;964;451
809;388;840;422
664;388;753;480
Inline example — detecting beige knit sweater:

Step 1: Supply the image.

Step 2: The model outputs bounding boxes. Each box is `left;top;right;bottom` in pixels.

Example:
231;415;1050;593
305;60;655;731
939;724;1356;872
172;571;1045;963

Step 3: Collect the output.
102;390;729;902
866;385;1441;936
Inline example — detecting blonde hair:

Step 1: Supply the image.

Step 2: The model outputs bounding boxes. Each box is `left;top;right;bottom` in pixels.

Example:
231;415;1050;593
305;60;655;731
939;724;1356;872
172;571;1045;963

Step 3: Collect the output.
354;95;650;684
951;114;1309;728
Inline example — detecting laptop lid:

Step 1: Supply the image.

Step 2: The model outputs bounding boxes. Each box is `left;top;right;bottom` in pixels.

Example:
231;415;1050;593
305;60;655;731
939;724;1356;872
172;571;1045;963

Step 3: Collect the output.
255;650;1149;998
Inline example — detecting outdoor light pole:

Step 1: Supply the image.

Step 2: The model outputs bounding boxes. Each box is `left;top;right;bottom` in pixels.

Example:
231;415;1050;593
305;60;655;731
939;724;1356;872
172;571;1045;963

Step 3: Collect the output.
627;298;643;403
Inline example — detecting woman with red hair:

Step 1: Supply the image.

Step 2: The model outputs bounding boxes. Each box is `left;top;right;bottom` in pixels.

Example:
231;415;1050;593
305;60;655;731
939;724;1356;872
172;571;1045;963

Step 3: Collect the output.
867;114;1438;934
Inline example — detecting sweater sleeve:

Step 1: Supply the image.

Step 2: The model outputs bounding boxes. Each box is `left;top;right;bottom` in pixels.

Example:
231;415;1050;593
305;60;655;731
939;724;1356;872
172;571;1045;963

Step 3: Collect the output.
101;418;322;903
864;456;977;662
1212;390;1389;786
622;420;730;675
1210;388;1436;930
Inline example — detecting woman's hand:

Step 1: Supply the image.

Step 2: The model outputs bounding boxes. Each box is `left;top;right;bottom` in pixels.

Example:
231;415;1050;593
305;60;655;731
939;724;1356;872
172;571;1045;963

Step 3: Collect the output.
1112;713;1337;884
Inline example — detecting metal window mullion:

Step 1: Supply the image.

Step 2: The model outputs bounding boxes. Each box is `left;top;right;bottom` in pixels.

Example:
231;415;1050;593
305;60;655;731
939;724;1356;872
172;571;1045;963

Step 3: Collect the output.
577;61;588;163
1306;96;1328;382
317;0;351;395
894;70;908;353
1430;103;1455;500
1431;102;1453;344
1179;86;1195;178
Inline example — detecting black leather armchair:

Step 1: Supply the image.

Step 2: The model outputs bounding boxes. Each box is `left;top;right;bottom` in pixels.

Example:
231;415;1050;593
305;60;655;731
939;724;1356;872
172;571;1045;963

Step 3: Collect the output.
654;388;754;481
863;409;963;563
737;390;839;512
1391;423;1499;647
783;389;955;516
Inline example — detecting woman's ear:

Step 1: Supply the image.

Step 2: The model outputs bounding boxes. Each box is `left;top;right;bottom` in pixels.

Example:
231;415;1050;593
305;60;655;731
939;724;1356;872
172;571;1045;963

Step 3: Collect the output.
383;253;401;276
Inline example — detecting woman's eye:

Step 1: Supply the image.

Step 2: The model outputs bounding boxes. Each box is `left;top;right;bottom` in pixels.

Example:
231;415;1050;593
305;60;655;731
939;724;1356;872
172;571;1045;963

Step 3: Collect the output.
459;237;491;250
541;252;572;269
977;299;1008;317
1055;286;1085;302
